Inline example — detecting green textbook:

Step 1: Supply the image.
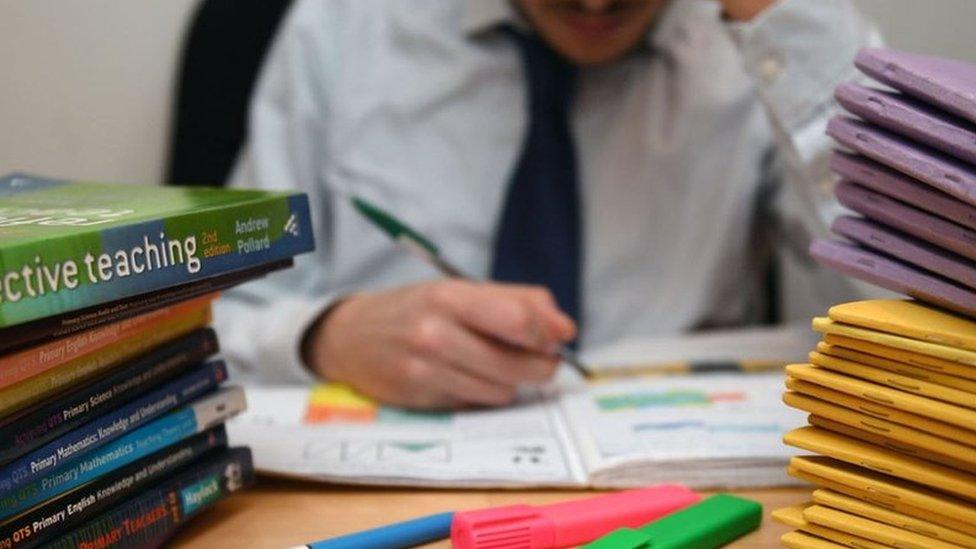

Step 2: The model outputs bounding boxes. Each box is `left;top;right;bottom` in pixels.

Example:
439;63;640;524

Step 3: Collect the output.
0;173;314;328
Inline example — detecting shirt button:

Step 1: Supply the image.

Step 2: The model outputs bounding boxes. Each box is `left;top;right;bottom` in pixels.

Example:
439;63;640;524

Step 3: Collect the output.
818;176;835;196
759;56;782;84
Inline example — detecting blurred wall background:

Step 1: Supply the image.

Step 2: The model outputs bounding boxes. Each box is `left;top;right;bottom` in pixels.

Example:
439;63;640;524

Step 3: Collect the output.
0;0;973;185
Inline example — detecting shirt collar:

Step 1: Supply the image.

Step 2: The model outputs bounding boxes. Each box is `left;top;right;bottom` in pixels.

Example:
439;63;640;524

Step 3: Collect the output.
461;0;521;37
648;0;719;51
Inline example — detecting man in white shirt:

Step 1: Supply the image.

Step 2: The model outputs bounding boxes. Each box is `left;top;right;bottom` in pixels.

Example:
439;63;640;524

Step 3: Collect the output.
218;0;878;408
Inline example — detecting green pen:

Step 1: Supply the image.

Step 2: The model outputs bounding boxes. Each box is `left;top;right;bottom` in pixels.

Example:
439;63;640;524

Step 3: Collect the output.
351;196;593;379
583;494;763;549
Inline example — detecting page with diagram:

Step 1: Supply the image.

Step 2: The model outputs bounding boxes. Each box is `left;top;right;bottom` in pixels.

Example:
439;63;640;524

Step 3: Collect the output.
227;384;588;487
557;372;806;489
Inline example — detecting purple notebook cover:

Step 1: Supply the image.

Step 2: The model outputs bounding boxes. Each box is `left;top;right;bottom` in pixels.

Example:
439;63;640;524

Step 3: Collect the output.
855;48;976;125
810;238;976;319
835;180;976;261
827;115;976;207
832;215;976;290
835;82;976;164
830;151;976;231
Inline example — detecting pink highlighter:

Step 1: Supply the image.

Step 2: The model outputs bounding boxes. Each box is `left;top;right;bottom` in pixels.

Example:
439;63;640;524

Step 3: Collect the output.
451;484;700;549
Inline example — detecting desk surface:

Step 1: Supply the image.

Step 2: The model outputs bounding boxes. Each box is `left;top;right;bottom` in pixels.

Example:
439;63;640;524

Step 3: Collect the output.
173;478;808;548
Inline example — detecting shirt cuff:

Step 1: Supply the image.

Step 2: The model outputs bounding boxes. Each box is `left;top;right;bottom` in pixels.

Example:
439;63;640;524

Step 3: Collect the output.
214;291;339;384
727;0;876;130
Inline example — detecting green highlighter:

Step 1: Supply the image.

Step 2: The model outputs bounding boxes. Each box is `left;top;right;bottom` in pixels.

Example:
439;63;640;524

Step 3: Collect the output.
583;494;762;549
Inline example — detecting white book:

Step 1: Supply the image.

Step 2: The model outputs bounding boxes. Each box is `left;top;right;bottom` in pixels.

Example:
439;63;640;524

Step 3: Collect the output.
228;328;810;489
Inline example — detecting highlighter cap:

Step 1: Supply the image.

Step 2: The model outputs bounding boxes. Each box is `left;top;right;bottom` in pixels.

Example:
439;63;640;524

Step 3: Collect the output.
451;484;699;549
583;493;762;549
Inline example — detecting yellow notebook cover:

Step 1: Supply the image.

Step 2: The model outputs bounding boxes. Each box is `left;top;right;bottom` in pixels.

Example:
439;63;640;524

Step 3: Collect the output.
783;426;976;501
809;351;976;409
772;503;813;529
824;334;976;381
812;489;976;547
784;391;976;465
772;504;888;549
0;304;212;417
788;457;976;536
787;466;976;539
828;300;976;351
818;341;976;394
812;317;976;366
785;364;976;430
803;504;959;549
780;531;846;549
807;415;974;472
785;377;976;446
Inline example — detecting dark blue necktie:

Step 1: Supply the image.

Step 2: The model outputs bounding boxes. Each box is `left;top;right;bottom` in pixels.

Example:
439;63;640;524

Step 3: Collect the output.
491;30;583;329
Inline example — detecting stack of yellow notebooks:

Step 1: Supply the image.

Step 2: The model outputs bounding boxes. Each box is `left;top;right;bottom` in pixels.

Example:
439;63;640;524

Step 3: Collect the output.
775;299;976;548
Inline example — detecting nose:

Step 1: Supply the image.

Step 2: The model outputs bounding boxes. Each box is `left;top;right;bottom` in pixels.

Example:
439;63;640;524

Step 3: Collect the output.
579;0;615;12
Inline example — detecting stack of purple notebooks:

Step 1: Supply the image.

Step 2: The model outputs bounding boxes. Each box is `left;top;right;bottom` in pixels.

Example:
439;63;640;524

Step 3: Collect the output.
811;47;976;318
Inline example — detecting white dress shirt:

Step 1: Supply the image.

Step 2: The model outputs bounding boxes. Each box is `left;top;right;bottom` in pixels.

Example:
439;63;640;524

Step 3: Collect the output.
216;0;882;382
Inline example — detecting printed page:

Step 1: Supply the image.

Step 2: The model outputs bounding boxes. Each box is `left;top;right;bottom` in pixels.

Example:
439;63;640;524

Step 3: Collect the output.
558;373;806;489
228;384;588;488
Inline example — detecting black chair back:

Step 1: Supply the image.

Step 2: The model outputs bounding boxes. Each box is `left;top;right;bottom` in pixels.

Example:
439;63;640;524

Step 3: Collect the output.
166;0;293;186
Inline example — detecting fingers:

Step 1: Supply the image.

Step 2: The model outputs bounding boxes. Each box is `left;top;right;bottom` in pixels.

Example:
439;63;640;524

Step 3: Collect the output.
509;284;577;343
425;280;576;352
406;314;558;386
315;280;576;412
427;363;518;407
381;355;517;409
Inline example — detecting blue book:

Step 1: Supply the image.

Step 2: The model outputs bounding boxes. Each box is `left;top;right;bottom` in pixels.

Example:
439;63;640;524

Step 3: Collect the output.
44;447;253;549
0;387;246;521
0;328;219;466
0;361;227;496
0;427;227;549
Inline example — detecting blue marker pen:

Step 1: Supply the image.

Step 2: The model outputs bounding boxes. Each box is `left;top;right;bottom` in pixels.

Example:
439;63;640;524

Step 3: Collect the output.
291;511;454;549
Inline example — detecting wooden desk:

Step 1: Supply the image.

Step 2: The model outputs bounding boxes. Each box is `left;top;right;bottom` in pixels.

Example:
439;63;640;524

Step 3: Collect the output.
174;477;808;547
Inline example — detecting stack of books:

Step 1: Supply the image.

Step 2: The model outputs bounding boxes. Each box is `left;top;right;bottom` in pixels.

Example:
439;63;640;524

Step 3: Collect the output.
0;174;313;548
810;48;976;317
775;48;976;549
778;301;976;548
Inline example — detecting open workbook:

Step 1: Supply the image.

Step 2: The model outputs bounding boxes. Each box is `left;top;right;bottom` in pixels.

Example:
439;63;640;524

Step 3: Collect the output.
227;327;812;489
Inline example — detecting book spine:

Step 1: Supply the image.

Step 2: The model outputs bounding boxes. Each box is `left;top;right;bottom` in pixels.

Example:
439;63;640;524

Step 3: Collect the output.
0;258;287;354
0;304;212;418
0;192;313;328
0;362;228;495
43;447;253;549
0;427;227;549
0;295;213;390
0;328;218;466
0;387;246;521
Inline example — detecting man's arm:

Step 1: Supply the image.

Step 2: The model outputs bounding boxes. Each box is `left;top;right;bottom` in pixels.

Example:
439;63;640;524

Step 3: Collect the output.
216;0;576;408
722;0;886;315
718;0;777;22
214;0;340;384
725;0;882;233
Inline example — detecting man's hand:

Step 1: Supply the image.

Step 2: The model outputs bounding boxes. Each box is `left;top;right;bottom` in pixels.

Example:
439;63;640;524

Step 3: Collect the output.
718;0;778;21
304;280;577;410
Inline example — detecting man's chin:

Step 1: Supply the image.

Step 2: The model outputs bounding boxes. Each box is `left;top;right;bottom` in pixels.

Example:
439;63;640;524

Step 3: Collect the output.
516;0;665;66
533;16;654;65
550;41;640;66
